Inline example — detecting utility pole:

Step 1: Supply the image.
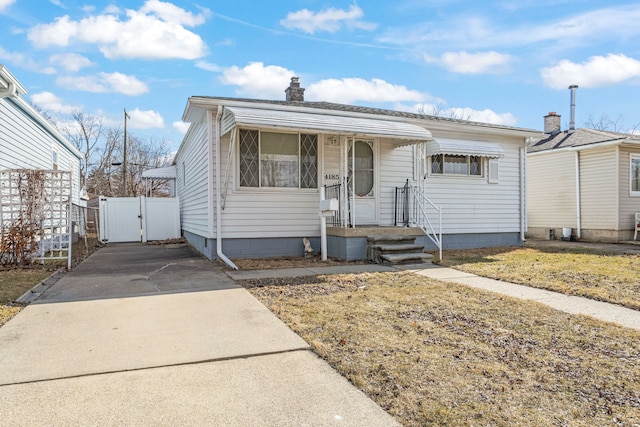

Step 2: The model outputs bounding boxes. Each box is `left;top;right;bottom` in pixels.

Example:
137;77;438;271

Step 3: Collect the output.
121;108;130;197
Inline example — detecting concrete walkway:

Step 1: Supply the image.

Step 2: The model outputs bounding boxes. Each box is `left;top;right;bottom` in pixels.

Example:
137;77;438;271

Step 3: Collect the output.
0;244;398;426
397;264;640;331
229;261;640;331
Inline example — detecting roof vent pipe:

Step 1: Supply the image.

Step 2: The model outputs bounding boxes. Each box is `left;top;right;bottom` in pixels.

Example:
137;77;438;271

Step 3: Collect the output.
568;85;578;133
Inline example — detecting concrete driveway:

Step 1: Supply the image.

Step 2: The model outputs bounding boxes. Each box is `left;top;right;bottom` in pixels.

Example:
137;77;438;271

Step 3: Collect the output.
0;244;398;426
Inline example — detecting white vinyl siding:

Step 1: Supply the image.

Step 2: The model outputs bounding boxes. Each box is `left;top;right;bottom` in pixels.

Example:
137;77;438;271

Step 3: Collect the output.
580;148;618;230
424;142;522;234
213;131;321;239
175;121;211;237
380;138;523;233
0;97;82;205
619;148;640;231
379;140;412;226
527;150;577;229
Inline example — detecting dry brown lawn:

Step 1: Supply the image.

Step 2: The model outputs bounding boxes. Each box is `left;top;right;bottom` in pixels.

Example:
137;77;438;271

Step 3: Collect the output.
244;272;640;427
0;268;53;327
439;244;640;310
0;237;101;327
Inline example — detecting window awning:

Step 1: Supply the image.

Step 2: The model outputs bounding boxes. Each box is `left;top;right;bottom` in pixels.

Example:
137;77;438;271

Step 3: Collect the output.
427;139;505;158
142;166;176;179
221;106;432;142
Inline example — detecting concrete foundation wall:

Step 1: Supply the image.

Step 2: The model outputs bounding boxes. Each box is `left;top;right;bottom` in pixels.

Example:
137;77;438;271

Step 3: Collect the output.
418;232;523;250
185;229;523;261
183;230;321;260
526;227;635;243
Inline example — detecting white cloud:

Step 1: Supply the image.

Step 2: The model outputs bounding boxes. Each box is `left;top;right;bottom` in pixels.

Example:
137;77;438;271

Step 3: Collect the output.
378;4;640;51
27;1;209;60
140;0;208;26
217;38;235;47
280;4;376;34
56;72;148;95
195;61;221;72
219;62;296;99
0;0;15;13
30;91;82;114
451;107;517;125
306;78;426;104
0;46;56;74
49;53;94;72
425;51;513;74
128;108;164;129
173;121;190;134
219;65;432;105
397;103;517;126
540;54;640;89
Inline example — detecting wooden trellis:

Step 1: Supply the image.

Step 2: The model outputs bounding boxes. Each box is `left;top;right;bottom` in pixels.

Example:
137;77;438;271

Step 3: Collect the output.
0;169;72;268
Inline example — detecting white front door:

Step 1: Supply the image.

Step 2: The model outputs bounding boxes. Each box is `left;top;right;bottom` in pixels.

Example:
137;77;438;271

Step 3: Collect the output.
348;139;378;224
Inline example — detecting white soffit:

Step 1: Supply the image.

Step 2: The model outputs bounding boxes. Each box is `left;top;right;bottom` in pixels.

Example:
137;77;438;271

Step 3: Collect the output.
427;139;505;158
221;106;432;142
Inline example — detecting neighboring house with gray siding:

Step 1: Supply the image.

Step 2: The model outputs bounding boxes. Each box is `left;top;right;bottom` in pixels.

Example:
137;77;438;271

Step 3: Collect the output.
0;64;82;205
175;78;542;263
527;112;640;242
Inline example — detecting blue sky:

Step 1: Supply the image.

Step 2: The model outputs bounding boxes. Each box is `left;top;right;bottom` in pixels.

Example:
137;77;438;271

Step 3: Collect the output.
2;0;640;151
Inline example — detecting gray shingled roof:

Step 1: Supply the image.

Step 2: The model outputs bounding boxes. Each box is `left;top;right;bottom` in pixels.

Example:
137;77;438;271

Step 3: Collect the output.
528;128;640;153
194;96;540;134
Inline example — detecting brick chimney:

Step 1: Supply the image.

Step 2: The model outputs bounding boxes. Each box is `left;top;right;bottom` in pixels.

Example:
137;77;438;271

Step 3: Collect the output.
544;112;561;134
285;77;304;102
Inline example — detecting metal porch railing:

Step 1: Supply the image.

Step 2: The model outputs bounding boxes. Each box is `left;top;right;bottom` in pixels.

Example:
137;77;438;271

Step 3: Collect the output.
395;179;442;260
324;183;351;227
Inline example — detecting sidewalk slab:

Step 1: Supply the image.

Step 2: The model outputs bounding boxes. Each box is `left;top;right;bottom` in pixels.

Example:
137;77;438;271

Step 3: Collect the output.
0;288;309;385
0;351;399;426
409;265;640;331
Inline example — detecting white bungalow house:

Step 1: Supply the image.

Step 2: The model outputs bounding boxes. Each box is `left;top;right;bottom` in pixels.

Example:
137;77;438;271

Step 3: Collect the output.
0;64;83;205
175;78;543;265
527;111;640;242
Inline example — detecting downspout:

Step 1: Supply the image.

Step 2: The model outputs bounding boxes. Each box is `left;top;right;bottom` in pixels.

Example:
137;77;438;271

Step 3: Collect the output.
215;106;238;270
520;146;526;242
575;151;581;239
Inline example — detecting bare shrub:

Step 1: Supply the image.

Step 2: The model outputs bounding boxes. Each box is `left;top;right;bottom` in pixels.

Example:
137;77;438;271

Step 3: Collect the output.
0;170;47;265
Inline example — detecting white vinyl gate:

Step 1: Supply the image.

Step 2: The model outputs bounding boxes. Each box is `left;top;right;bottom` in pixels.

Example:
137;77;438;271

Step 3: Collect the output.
99;196;180;243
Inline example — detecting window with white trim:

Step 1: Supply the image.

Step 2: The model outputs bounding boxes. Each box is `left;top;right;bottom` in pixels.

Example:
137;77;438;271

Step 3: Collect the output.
239;129;318;189
52;149;59;171
431;154;483;176
631;155;640;195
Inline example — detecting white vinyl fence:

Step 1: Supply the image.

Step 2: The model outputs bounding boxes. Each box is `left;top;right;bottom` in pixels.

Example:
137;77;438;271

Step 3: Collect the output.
99;196;180;243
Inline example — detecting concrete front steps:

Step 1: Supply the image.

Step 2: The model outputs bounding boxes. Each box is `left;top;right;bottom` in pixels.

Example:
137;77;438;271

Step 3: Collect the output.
367;235;433;266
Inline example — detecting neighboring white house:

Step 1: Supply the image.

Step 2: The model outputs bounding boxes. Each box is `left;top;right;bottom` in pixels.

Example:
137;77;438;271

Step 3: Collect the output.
527;112;640;242
175;78;543;263
0;64;83;205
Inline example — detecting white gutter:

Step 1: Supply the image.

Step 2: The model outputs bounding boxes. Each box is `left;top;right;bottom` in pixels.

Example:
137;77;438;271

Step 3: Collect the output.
575;152;581;239
0;81;16;98
214;105;238;270
528;139;640;157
